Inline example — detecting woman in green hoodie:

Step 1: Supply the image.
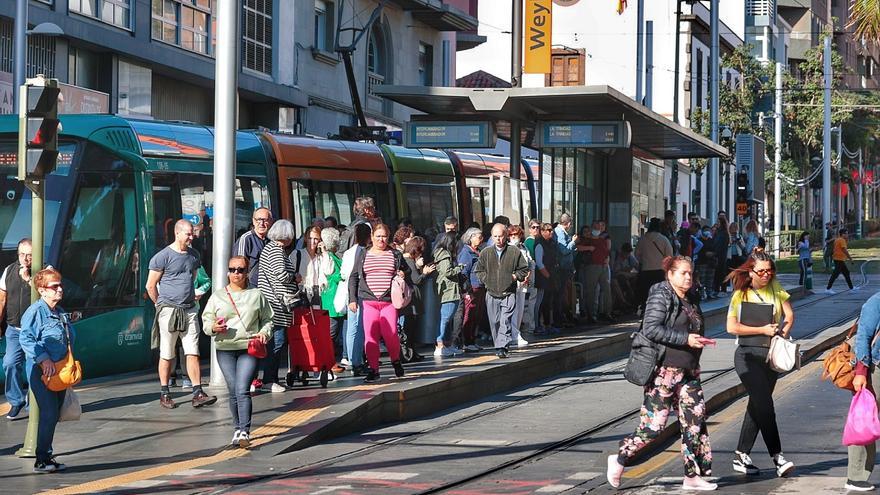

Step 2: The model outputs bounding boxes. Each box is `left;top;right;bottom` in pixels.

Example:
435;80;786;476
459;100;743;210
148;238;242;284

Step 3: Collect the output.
202;255;273;449
433;232;463;357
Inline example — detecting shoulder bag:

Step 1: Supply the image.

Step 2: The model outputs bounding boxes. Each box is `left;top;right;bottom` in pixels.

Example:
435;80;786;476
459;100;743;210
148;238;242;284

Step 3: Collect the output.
624;289;676;386
227;288;267;359
821;318;880;391
391;252;412;310
42;317;83;392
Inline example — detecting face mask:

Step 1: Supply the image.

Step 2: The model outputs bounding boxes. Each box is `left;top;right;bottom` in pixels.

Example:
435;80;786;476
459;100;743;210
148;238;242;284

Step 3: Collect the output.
509;238;520;246
591;230;601;237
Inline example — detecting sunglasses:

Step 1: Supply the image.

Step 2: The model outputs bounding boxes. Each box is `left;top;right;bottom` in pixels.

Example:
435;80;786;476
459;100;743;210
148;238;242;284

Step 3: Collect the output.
228;267;247;274
752;269;774;277
43;283;63;291
529;225;539;229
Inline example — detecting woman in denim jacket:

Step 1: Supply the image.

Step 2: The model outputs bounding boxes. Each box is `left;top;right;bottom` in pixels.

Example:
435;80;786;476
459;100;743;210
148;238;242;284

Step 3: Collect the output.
846;291;880;492
19;268;75;473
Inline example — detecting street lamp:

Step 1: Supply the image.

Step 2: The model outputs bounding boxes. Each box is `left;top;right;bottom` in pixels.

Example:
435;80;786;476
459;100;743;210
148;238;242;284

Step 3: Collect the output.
12;0;64;109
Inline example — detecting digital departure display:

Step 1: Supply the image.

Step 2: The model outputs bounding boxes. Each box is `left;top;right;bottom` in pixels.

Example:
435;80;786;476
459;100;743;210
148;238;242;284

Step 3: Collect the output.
404;121;495;149
537;121;631;148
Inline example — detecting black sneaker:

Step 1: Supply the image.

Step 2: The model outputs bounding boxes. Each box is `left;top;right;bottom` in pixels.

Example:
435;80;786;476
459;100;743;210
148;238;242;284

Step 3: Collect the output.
363;369;380;383
732;451;759;475
392;360;405;378
7;403;24;419
845;480;875;491
495;348;509;359
773;453;794;477
33;457;66;474
191;391;217;408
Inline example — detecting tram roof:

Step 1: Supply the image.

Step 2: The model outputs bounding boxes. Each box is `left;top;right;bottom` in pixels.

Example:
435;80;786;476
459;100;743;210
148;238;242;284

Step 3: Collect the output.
263;133;387;172
373;85;729;160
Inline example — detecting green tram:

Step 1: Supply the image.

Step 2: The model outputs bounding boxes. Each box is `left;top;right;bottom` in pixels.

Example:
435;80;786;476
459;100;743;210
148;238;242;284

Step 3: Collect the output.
0;115;274;378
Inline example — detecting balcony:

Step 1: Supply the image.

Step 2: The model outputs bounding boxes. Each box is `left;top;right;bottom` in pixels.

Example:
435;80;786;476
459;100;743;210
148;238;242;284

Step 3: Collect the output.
747;0;776;27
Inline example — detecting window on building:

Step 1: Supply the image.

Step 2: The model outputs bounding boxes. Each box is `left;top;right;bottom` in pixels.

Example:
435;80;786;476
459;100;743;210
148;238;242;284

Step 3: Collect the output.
0;20;56;80
545;48;585;86
68;47;100;90
70;0;131;30
418;42;434;86
151;0;213;56
314;0;334;52
695;48;704;108
243;0;273;75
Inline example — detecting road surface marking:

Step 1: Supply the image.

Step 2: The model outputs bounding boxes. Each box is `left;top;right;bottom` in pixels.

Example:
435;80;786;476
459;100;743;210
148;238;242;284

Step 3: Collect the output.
170;468;213;476
536;484;575;493
310;485;354;494
449;439;513;447
338;471;419;480
119;480;167;489
622;451;679;479
566;471;599;480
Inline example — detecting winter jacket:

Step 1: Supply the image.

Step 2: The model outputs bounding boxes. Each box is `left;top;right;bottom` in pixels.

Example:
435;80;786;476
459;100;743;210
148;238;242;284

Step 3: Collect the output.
641;280;703;356
474;244;529;298
434;247;463;303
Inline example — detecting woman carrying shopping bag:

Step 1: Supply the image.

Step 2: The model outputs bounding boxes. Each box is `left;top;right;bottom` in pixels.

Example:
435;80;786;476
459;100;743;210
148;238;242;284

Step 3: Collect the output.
845;290;880;491
724;251;795;478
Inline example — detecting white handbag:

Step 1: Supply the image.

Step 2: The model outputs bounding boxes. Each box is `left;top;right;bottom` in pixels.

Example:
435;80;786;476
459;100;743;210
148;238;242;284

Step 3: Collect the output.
59;388;81;422
767;335;800;372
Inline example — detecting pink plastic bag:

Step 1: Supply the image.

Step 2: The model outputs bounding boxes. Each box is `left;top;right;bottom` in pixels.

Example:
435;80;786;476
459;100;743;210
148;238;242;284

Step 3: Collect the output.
843;389;880;446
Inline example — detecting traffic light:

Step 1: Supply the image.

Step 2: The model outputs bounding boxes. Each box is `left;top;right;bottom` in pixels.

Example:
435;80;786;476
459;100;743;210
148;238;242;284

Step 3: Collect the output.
18;77;60;180
736;170;749;203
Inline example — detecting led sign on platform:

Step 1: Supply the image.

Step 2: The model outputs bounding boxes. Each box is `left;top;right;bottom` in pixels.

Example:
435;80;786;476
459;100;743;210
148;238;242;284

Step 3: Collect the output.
537;121;631;148
404;121;496;149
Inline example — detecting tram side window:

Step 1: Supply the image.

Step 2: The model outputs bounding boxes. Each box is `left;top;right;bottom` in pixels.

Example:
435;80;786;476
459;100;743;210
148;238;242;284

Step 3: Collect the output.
404;183;456;238
178;174;214;274
60;173;138;310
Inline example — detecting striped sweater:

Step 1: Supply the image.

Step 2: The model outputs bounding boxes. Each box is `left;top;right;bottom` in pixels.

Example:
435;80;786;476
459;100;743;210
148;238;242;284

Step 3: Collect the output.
257;241;299;326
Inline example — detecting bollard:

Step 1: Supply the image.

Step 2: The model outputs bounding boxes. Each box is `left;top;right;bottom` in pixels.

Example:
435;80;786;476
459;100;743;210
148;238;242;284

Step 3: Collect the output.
805;261;814;290
15;389;38;457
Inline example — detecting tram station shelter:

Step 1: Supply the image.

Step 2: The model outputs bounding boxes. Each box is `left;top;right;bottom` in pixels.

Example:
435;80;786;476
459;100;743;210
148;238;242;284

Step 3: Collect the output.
374;85;728;248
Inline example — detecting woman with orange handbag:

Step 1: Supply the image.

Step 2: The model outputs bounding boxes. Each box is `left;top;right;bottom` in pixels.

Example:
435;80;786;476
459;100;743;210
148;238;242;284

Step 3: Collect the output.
20;268;74;473
202;255;273;448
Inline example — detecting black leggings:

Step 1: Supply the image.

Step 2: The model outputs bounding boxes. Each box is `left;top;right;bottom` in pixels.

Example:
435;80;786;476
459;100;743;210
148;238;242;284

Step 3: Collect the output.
734;346;782;456
827;260;853;290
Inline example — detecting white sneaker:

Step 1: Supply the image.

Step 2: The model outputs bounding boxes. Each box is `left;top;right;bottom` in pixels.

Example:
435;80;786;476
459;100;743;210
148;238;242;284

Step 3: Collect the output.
237;431;251;448
852;286;862;291
773;453;794;477
434;345;453;357
261;382;286;393
340;358;352;366
231;430;240;446
517;337;530;347
682;475;717;491
606;455;624;488
249;384;257;393
824;289;836;295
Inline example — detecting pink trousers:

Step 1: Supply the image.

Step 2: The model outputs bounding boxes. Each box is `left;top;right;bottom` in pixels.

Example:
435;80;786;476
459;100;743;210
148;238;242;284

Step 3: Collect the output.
362;300;400;371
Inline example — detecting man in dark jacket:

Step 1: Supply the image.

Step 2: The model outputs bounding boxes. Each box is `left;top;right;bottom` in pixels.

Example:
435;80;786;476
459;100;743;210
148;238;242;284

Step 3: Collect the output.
339;196;379;250
474;224;529;358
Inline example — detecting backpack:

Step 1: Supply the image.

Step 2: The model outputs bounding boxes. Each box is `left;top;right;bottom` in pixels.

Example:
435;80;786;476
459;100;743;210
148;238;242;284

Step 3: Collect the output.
821;318;875;391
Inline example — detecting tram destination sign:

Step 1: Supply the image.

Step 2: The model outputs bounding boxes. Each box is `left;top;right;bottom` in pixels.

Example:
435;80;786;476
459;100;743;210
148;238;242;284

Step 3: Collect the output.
536;121;631;148
404;121;495;149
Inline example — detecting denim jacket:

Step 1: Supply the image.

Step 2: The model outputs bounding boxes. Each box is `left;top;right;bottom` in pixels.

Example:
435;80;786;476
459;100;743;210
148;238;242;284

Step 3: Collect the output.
855;291;880;368
19;299;75;365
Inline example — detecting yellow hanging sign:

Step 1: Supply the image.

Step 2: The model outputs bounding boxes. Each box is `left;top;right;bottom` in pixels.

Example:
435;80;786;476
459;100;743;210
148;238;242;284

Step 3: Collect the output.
524;0;552;74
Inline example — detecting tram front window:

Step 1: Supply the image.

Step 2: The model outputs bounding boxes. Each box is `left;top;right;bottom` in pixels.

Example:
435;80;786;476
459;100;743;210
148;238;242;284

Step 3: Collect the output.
60;173;138;310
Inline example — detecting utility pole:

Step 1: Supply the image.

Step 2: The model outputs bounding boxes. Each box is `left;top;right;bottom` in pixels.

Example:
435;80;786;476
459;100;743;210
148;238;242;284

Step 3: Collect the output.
670;0;683;212
635;0;644;104
822;36;832;232
708;0;719;221
837;127;843;227
858;147;864;238
13;0;26;110
509;0;523;216
209;0;238;387
774;62;782;259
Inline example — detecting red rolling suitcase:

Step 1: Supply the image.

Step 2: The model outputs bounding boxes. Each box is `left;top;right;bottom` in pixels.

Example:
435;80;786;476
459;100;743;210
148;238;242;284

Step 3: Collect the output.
286;307;336;388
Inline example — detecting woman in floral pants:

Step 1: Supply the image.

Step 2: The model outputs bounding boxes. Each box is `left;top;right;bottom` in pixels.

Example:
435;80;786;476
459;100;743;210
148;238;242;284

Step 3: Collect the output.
608;256;716;491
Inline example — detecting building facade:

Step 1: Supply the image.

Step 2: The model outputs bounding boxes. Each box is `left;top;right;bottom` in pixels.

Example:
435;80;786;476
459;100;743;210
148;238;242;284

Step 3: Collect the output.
1;0;478;134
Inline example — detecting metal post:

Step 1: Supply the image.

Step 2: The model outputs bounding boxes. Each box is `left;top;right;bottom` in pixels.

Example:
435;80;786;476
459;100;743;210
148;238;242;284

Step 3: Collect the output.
858;148;864;238
774;62;782;259
209;0;239;387
837;126;843;227
13;0;27;110
16;178;41;458
822;36;832;233
708;0;719;221
510;0;523;212
670;0;682;210
635;0;644;103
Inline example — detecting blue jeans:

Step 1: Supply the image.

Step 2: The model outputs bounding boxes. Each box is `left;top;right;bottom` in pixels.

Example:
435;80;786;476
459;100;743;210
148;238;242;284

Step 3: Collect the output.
345;307;364;368
438;301;459;345
27;360;64;462
260;325;287;384
4;325;27;407
216;349;258;432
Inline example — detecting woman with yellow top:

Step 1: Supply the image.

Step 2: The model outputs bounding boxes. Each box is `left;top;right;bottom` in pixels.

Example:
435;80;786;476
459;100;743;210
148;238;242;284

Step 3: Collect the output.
724;251;795;478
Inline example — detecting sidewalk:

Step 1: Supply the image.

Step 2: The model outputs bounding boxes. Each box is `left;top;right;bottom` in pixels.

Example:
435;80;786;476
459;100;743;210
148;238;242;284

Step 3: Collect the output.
0;281;835;494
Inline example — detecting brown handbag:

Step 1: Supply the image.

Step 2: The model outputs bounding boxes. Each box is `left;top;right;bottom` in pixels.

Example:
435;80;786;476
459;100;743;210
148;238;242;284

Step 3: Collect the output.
821;318;878;392
42;323;82;392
